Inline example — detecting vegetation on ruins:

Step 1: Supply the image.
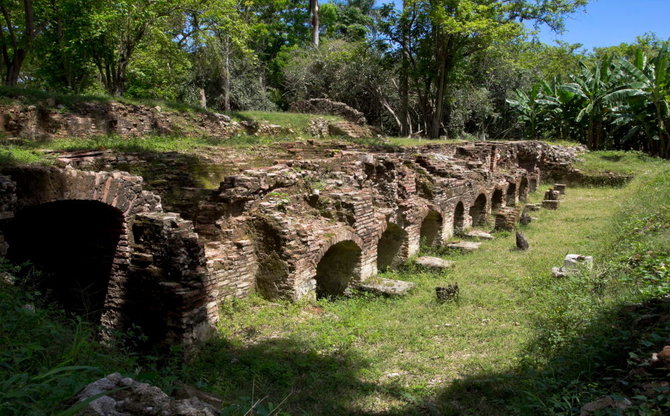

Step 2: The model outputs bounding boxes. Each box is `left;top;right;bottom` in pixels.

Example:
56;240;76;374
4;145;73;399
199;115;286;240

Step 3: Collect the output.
1;1;670;415
1;150;669;415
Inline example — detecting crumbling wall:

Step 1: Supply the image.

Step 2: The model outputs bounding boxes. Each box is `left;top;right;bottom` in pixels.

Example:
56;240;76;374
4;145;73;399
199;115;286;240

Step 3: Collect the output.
1;102;236;140
290;98;367;125
1;140;575;347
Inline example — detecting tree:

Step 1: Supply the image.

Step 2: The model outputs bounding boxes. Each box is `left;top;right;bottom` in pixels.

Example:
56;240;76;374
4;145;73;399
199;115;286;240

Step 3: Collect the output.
309;0;319;47
611;49;670;157
82;0;198;96
383;0;587;138
0;0;37;86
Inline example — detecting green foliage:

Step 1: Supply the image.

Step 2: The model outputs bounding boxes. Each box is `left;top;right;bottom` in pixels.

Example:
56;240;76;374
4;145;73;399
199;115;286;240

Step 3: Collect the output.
509;47;670;158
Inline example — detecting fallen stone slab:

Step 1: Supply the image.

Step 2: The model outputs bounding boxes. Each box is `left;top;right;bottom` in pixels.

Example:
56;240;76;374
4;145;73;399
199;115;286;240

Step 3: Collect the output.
447;241;481;252
415;256;455;270
464;230;494;240
354;277;415;296
554;183;567;195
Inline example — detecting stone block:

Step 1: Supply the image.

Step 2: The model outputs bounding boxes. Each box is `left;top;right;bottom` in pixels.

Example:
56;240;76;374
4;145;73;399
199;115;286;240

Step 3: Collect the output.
542;200;560;210
415;256;455;270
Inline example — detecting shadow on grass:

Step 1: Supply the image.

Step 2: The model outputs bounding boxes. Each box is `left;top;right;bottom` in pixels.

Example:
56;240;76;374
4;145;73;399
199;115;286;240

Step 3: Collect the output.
380;296;670;416
184;335;417;415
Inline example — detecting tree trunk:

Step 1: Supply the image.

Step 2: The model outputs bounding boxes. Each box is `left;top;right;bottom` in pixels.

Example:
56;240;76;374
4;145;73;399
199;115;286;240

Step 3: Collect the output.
430;47;448;139
399;1;410;137
199;88;207;108
1;0;35;87
5;50;27;86
223;39;231;111
310;0;319;47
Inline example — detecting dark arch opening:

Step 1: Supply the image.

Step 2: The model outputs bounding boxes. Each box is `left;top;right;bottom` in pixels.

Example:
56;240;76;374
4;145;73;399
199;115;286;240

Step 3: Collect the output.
492;189;504;212
469;194;488;226
377;223;407;271
420;210;443;248
315;240;361;298
453;202;465;235
519;177;529;202
507;183;517;206
5;200;124;323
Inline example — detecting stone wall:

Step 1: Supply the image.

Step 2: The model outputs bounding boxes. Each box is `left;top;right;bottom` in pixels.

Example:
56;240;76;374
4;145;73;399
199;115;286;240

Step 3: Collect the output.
0;101;236;140
0;140;575;348
290;98;368;125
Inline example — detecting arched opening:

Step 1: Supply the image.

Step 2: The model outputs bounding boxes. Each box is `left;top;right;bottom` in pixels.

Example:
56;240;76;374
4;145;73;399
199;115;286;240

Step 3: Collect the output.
519;177;529;202
377;223;407;271
506;183;517;206
5;200;124;323
420;210;443;248
315;240;361;298
453;202;465;235
468;194;487;227
491;189;504;212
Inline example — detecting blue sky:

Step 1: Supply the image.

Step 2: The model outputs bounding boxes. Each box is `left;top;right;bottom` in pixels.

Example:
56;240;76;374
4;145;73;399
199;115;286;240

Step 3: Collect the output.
376;0;670;50
536;0;670;50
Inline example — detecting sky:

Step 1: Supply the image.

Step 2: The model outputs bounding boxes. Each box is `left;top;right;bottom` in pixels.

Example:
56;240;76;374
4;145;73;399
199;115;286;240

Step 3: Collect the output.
377;0;670;51
536;0;670;50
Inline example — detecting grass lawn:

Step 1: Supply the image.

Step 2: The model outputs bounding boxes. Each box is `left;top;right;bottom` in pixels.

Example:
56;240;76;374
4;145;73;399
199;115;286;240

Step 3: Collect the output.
182;165;670;415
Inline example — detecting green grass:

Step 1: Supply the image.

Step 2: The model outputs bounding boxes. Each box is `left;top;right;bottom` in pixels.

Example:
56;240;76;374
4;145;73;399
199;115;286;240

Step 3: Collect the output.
0;262;185;416
575;150;666;176
228;111;342;134
0;145;46;167
176;161;670;415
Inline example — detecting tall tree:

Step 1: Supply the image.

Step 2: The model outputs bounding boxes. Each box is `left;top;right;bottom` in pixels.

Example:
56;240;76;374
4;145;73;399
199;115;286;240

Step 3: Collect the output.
385;0;587;138
0;0;37;86
309;0;319;47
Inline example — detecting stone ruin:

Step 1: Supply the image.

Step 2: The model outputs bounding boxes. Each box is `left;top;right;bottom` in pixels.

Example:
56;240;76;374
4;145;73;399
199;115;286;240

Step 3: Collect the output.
0;140;575;349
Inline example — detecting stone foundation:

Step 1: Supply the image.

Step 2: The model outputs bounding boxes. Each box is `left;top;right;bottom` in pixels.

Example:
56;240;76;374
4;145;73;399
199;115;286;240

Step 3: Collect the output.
0;140;575;348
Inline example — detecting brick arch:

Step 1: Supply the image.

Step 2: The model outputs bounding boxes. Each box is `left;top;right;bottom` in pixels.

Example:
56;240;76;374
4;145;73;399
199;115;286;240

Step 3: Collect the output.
420;208;443;248
452;200;466;235
519;176;529;201
377;221;409;271
469;193;488;226
506;181;518;206
311;231;364;298
5;199;129;325
491;187;505;211
9;166;161;216
311;229;365;265
0;167;213;349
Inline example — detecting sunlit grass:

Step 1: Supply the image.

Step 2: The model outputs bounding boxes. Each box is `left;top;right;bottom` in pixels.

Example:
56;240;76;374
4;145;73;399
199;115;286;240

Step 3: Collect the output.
184;164;670;414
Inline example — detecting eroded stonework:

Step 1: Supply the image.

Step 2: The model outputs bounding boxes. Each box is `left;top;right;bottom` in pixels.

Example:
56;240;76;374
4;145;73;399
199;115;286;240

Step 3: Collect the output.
0;140;578;348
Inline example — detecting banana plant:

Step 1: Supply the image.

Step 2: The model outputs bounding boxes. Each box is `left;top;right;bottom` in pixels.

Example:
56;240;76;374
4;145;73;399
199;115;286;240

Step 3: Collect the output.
506;83;544;140
560;58;621;150
609;48;670;157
